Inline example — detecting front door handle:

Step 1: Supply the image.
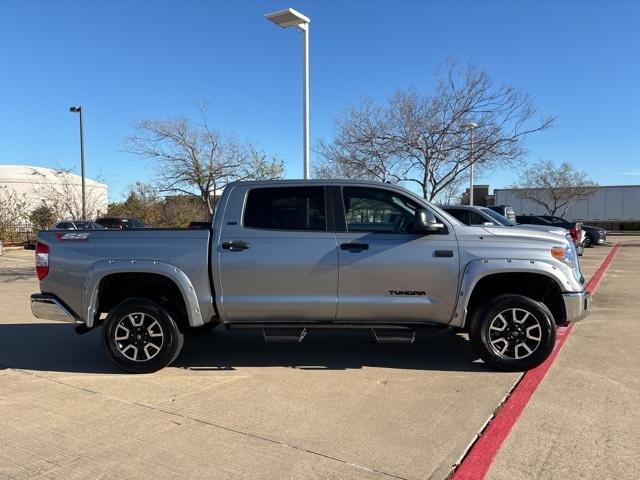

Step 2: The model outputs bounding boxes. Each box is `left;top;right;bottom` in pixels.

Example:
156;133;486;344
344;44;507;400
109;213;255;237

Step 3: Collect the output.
222;240;250;251
340;242;369;252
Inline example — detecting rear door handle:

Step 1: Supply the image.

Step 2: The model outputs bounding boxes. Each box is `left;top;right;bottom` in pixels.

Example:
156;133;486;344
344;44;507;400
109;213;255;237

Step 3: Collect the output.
340;242;369;252
222;240;250;251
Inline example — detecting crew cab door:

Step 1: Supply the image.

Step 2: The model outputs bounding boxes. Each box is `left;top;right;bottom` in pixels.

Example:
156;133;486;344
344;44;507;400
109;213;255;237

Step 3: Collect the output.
216;185;338;322
334;186;460;324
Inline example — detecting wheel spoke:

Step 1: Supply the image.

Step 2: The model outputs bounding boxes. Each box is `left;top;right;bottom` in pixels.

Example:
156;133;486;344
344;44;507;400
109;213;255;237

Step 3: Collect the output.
515;310;530;325
114;325;130;341
526;324;542;341
491;337;509;354
147;320;163;338
490;314;507;331
144;343;160;359
128;313;144;328
514;342;533;359
121;344;138;361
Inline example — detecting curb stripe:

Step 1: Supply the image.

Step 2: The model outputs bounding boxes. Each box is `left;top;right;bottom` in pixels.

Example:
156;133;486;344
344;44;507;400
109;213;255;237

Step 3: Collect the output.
451;242;622;480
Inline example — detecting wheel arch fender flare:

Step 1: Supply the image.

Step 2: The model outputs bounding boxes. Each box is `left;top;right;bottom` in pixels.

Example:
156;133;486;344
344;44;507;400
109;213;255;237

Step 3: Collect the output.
452;258;570;329
82;260;204;328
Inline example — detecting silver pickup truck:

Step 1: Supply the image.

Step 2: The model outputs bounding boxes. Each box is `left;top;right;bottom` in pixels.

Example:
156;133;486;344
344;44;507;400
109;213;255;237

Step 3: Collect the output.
31;180;591;373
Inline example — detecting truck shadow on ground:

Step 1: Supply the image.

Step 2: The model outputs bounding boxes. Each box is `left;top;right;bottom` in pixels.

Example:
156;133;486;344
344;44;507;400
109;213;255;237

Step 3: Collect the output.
0;267;35;282
0;323;495;374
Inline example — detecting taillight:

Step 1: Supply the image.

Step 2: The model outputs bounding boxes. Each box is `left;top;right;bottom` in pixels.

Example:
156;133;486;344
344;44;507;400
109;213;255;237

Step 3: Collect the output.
35;241;50;280
569;227;578;241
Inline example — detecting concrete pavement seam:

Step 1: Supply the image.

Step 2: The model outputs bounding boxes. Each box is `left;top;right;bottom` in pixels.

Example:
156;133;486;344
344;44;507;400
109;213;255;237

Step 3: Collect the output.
5;368;408;480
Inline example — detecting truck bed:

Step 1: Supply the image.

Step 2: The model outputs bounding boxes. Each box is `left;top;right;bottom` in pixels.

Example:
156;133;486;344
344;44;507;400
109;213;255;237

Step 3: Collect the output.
37;228;215;326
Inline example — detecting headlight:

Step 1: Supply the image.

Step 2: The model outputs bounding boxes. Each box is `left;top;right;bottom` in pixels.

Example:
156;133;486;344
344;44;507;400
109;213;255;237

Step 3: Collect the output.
551;245;576;269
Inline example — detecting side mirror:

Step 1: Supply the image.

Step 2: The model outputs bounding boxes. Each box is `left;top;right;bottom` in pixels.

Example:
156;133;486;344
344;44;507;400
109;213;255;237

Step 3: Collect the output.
413;209;444;233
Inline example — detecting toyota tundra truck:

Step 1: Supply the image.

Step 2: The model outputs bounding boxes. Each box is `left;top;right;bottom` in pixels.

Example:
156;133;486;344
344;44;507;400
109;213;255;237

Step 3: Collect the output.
30;180;591;373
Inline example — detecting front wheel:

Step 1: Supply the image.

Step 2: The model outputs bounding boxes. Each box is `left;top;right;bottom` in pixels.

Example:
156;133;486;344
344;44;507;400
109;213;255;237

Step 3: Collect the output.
582;235;592;248
469;294;556;371
102;298;184;373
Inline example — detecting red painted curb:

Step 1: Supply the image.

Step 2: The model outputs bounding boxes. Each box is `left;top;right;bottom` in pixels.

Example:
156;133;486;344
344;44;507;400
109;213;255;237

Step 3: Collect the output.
451;242;622;480
585;243;621;294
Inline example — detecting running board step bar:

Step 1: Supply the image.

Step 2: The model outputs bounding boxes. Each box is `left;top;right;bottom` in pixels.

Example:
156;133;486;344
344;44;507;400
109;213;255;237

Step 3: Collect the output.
371;328;416;344
261;327;307;343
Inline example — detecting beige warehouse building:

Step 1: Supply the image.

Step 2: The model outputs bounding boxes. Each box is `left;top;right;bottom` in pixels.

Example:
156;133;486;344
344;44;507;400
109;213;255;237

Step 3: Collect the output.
0;164;108;221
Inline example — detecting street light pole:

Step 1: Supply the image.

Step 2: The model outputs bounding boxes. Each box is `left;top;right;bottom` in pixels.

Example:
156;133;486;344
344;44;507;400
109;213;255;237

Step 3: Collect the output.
301;22;309;180
265;8;311;179
70;106;86;219
461;122;478;206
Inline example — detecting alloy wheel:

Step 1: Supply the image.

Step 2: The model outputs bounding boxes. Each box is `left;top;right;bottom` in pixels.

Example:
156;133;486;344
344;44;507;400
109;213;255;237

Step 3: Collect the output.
113;312;164;362
487;308;542;360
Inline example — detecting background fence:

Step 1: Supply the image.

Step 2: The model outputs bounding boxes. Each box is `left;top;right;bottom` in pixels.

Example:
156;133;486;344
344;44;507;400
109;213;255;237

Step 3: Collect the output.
0;223;37;246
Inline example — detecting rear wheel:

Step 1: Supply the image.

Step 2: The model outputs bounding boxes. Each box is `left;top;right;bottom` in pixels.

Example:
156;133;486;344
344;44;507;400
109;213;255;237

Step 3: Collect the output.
583;235;593;248
469;294;556;371
103;298;184;373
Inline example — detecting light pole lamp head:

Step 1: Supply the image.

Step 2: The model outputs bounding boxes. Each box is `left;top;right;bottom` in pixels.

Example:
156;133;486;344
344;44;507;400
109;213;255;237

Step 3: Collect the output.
265;8;310;31
460;122;478;130
69;106;82;113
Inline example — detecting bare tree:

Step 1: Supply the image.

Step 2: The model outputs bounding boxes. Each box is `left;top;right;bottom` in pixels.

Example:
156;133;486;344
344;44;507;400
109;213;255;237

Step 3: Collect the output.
107;183;165;226
0;187;28;225
316;60;554;200
433;173;469;205
511;160;599;216
30;168;105;220
107;182;210;227
124;105;284;217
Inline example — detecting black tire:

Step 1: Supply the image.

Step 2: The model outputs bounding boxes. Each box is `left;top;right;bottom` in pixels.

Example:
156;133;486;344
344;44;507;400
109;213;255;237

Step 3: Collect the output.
102;297;184;373
583;235;593;248
469;294;556;371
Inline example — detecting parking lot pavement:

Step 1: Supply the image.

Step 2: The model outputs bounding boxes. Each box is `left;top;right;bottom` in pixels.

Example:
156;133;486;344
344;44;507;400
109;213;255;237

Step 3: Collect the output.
0;241;636;479
486;236;640;480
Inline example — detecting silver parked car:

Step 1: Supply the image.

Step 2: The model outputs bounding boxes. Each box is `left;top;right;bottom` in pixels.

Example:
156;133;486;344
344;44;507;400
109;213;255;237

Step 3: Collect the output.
440;205;584;256
53;220;106;230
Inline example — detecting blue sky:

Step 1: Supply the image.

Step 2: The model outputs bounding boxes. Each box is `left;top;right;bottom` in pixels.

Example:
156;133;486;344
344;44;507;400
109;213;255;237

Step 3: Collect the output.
1;0;639;201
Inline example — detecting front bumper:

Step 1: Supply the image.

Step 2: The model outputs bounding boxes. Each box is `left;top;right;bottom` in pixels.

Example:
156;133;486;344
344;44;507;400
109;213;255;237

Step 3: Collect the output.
31;294;77;323
563;290;591;323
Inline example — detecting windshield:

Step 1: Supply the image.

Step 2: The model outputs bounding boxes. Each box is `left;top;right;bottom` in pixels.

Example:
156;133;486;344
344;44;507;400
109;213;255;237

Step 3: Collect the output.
430;203;465;226
480;208;514;226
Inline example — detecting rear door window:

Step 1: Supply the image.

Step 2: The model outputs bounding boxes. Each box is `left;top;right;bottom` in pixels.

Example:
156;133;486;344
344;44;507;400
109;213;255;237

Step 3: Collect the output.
243;186;326;231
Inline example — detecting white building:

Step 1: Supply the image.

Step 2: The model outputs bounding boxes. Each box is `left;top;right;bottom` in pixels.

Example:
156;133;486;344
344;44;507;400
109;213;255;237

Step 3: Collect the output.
0;164;108;221
494;185;640;229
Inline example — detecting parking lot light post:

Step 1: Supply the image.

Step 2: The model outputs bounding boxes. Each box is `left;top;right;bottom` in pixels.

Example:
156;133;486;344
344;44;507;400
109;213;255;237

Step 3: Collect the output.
265;8;311;179
461;122;478;205
69;106;86;219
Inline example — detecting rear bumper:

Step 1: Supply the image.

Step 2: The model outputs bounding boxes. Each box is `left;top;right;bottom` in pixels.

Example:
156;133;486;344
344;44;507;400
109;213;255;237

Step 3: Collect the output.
31;294;77;323
563;290;591;323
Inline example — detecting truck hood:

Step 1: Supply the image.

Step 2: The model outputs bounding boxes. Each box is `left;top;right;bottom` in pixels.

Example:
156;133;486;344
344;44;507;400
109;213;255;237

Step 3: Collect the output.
516;224;568;235
455;224;570;246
